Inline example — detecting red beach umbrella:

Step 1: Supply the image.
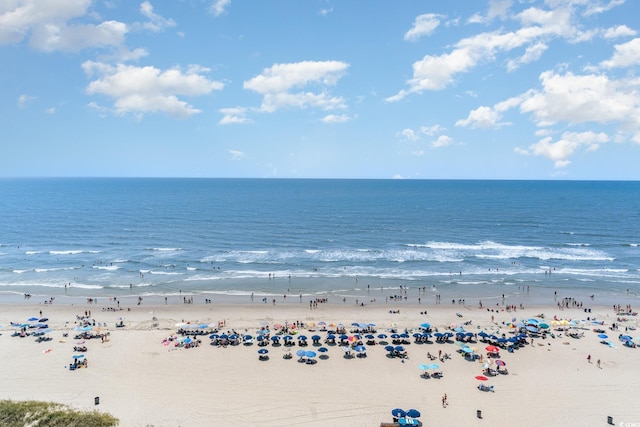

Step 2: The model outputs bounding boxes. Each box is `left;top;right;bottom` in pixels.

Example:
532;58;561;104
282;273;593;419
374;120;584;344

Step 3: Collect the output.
475;375;489;381
485;345;500;353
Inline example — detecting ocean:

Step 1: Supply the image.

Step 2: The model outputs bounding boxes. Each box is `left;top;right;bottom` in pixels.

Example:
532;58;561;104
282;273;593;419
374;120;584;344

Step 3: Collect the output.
0;178;638;306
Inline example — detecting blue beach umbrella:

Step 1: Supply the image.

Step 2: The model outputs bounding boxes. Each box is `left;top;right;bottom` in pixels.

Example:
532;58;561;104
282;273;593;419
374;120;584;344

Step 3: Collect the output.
427;363;440;370
394;346;405;352
72;354;84;359
318;347;328;353
305;351;317;358
598;334;608;339
296;349;307;357
28;317;38;322
258;349;268;354
420;323;431;329
209;334;219;339
391;408;406;418
418;364;429;371
406;409;421;418
377;334;388;339
354;345;366;353
385;345;395;352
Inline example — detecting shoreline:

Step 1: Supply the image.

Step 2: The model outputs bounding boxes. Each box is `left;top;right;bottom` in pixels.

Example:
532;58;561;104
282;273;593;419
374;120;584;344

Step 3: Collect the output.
1;298;639;426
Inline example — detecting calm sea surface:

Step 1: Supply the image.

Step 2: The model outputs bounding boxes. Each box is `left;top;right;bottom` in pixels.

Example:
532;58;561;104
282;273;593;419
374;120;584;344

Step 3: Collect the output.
0;178;638;305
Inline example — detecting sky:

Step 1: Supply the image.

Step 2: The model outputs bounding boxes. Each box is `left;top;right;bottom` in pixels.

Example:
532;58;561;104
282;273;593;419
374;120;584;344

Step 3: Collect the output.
2;0;640;179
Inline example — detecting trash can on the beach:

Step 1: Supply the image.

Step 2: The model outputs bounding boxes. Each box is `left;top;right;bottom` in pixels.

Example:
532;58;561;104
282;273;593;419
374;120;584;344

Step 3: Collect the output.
477;410;482;419
95;396;100;405
608;416;614;425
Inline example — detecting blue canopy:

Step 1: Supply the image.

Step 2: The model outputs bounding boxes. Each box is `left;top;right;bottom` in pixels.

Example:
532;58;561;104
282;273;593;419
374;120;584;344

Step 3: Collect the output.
391;408;406;418
406;409;421;418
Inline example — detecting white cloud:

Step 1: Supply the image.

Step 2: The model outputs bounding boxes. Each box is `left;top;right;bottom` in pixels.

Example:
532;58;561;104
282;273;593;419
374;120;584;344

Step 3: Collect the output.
599;38;640;69
388;3;594;100
398;128;420;141
582;0;625;17
0;0;128;52
488;0;513;20
506;42;548;71
45;107;56;114
243;61;349;113
404;14;441;41
603;24;637;39
520;71;640;129
83;61;224;118
322;114;351;123
17;94;36;109
420;124;445;136
219;107;250;125
138;1;176;32
228;149;245;160
210;0;230;17
432;135;453;148
519;131;609;168
456;106;504;129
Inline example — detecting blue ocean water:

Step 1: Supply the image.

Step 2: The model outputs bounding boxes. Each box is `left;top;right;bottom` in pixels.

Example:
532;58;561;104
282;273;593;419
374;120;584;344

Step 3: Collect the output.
0;178;638;304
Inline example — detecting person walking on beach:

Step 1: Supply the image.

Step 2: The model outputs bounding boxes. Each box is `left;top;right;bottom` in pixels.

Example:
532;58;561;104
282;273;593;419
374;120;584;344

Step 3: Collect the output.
587;354;591;363
597;359;601;368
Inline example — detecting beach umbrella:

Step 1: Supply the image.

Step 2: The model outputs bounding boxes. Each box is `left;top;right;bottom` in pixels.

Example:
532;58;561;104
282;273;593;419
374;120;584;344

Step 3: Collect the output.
539;323;549;329
209;334;219;339
258;349;268;354
418;364;430;371
462;346;474;354
597;334;608;339
296;349;307;357
311;335;321;341
391;409;406;418
365;334;375;339
39;318;48;322
495;360;506;367
72;354;85;359
385;345;395;352
620;335;633;341
406;409;421;418
317;321;327;327
377;334;388;339
420;323;431;329
271;336;280;342
526;318;539;325
183;337;193;344
394;346;405;352
354;345;366;353
475;375;488;381
28;317;38;322
318;347;328;353
305;351;317;358
526;325;539;333
243;334;252;341
427;363;440;370
485;345;500;353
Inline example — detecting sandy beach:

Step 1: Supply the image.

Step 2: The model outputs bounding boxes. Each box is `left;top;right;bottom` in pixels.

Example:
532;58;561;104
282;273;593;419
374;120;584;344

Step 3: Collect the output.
1;297;639;427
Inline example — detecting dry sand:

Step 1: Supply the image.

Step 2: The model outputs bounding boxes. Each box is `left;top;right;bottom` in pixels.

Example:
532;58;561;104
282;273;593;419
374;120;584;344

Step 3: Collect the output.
1;300;639;427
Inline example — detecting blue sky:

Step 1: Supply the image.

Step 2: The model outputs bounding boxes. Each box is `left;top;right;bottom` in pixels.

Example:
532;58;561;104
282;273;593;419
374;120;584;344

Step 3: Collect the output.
2;0;640;179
